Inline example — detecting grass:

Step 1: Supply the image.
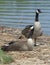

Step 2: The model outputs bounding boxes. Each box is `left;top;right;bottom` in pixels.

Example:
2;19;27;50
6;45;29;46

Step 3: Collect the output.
0;49;14;64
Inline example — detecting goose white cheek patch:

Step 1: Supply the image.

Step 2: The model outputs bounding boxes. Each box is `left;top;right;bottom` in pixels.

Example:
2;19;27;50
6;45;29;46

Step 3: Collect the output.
36;10;39;13
30;26;34;30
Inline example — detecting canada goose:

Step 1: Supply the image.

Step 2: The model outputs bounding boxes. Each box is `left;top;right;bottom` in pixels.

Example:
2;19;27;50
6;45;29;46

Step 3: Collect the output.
22;9;43;46
1;28;34;51
1;38;34;51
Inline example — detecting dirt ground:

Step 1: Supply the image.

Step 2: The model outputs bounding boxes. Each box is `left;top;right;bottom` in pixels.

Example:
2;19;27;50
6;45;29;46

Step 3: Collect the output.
0;26;50;65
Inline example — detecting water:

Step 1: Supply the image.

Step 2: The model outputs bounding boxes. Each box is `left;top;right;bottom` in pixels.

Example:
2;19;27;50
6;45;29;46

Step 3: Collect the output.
0;0;50;35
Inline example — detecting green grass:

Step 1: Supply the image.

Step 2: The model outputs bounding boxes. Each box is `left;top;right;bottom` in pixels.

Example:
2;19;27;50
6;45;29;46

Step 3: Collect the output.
0;49;14;64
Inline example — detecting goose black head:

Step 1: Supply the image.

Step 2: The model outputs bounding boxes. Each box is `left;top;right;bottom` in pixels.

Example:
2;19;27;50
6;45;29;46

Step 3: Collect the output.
36;9;41;13
35;9;42;21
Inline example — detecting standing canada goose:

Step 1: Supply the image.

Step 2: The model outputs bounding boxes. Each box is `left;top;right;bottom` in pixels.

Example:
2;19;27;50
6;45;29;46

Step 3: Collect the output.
22;9;43;46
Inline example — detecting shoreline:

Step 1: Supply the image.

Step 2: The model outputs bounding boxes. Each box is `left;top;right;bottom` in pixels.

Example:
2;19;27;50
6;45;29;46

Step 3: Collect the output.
0;26;50;43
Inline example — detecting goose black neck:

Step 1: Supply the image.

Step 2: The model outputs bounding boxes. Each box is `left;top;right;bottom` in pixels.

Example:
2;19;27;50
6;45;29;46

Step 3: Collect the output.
35;12;39;21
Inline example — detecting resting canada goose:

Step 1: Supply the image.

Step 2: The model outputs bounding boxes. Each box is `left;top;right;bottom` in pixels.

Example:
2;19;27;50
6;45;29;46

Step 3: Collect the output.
1;28;34;51
22;9;43;46
1;38;34;51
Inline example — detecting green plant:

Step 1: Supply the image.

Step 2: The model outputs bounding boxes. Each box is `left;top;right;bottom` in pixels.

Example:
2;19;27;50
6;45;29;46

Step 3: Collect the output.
0;49;14;64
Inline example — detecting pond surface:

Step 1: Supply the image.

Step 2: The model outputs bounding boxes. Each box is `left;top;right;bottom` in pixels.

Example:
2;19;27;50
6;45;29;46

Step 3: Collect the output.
0;0;50;35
